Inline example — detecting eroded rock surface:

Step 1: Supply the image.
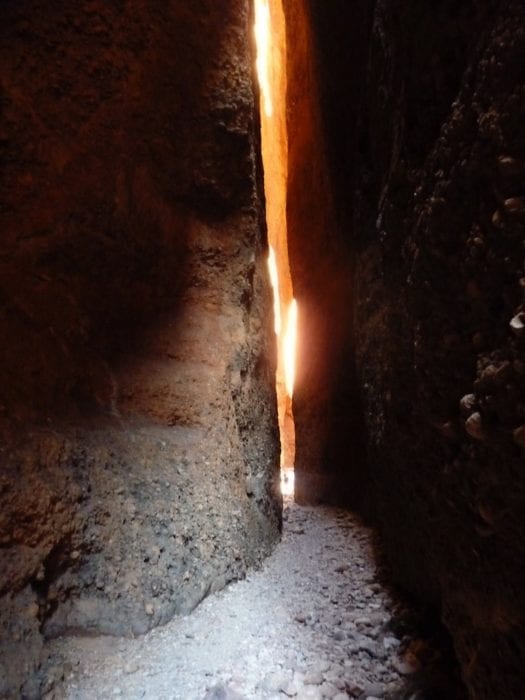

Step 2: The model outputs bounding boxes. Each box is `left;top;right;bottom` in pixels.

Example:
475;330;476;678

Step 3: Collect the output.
309;1;525;697
290;1;525;696
283;0;359;504
0;2;280;696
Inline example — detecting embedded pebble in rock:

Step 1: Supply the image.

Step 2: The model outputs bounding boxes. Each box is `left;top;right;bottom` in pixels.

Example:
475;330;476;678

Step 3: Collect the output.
509;312;525;336
464;411;484;440
48;502;415;699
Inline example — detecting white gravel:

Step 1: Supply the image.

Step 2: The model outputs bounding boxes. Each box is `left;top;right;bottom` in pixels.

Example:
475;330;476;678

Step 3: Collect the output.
48;500;418;699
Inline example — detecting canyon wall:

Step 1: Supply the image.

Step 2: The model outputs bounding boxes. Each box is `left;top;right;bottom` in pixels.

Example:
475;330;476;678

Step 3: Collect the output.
310;1;525;697
284;0;363;504
0;2;281;697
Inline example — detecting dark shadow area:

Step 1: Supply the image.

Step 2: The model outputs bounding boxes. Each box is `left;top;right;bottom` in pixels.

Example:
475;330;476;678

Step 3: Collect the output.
370;530;468;700
300;1;525;697
0;0;249;429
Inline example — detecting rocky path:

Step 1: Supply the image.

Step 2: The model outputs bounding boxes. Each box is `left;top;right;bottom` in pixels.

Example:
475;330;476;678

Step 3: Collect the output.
48;501;424;700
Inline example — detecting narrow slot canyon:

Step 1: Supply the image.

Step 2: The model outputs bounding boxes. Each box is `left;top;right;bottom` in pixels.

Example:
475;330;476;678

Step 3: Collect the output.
1;2;524;700
254;0;297;494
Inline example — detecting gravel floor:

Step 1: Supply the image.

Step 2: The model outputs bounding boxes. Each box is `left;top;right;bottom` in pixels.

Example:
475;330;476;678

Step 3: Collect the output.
48;500;423;700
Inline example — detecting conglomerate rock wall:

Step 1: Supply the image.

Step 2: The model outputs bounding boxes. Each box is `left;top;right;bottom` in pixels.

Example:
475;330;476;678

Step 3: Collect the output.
310;1;525;697
0;2;281;697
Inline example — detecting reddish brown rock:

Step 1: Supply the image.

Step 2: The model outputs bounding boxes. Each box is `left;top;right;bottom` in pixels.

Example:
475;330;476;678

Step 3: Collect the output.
284;0;364;504
0;2;280;696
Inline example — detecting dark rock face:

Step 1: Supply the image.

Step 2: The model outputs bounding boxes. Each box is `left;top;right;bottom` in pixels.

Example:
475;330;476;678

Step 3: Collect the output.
0;1;280;696
283;0;362;505
309;1;525;697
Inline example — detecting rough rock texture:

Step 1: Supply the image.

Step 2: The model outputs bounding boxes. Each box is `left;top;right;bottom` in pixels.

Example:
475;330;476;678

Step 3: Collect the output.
309;1;525;697
283;0;360;504
0;2;280;697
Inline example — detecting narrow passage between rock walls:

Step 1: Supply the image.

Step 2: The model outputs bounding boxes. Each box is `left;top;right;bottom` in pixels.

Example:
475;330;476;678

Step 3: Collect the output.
49;503;444;700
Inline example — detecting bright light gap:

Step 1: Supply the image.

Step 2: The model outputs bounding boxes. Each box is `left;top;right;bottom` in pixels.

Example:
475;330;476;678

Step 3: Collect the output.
255;1;296;498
